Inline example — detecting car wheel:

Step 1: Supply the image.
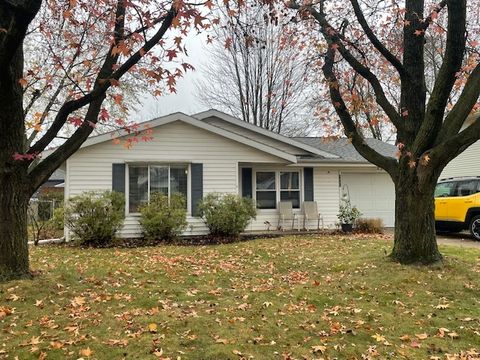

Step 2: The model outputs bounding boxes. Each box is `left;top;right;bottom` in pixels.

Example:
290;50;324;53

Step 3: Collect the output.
469;215;480;241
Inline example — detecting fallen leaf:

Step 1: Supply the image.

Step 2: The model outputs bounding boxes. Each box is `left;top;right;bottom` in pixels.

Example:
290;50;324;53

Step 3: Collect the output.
104;339;128;347
415;333;428;340
312;345;327;353
372;333;386;342
410;340;421;348
50;341;64;349
71;296;86;307
7;294;20;301
148;323;158;333
448;332;459;339
79;347;93;357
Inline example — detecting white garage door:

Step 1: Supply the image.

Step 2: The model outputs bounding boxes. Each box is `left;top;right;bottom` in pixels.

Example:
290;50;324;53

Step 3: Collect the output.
341;173;395;227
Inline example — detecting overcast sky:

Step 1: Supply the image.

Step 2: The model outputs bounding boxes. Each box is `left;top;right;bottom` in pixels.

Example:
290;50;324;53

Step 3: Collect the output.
133;31;211;121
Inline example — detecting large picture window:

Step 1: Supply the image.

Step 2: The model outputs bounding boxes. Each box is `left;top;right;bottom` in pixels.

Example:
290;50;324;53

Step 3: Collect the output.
128;164;188;212
254;170;300;209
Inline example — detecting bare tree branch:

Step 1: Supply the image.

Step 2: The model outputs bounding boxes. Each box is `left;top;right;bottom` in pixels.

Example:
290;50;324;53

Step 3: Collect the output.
437;62;480;142
301;4;404;131
350;0;406;78
322;47;398;178
413;0;467;154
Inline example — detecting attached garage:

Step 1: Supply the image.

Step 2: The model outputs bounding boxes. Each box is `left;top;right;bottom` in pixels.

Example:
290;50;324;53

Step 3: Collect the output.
341;172;395;227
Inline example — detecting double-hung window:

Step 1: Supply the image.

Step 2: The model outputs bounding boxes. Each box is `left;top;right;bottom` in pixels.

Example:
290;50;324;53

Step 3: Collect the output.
255;170;300;209
128;164;188;212
280;172;300;208
256;172;276;209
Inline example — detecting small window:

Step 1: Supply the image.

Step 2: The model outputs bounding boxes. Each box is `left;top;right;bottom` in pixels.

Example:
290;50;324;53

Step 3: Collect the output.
435;182;455;198
280;172;300;208
456;180;478;197
256;172;276;209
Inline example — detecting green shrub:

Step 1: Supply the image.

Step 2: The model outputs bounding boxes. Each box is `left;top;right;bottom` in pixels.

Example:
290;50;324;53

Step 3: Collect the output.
198;193;256;237
50;206;65;230
65;191;125;246
139;192;187;241
356;217;384;234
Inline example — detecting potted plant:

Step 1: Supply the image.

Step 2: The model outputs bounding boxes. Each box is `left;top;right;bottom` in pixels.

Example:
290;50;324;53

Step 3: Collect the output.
337;202;362;232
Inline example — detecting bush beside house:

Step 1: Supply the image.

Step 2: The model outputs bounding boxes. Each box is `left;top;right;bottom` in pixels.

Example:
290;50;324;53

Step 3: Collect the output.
65;191;125;246
139;192;187;242
198;193;256;238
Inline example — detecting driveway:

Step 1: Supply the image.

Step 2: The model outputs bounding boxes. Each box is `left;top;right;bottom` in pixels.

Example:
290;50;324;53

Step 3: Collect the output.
384;228;480;249
436;232;480;248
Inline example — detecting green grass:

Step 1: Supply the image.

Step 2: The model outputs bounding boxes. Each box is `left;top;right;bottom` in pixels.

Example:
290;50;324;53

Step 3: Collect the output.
1;235;480;359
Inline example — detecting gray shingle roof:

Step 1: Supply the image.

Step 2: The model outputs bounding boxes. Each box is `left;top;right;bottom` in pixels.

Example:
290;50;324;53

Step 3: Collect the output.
293;137;397;162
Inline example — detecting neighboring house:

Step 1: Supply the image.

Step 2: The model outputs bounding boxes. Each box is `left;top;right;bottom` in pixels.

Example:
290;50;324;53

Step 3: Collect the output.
441;141;480;178
59;109;397;237
440;114;480;179
32;169;65;199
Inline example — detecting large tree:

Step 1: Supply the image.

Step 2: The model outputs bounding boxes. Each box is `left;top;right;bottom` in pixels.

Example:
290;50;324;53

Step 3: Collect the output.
0;0;208;281
196;2;315;135
283;0;480;263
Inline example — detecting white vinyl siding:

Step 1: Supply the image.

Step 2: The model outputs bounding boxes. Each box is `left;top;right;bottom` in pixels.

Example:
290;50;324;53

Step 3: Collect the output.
67;120;285;237
202;117;311;155
441;140;480;179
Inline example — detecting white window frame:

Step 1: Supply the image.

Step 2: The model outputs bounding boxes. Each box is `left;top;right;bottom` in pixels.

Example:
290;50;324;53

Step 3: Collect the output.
252;169;302;211
255;171;277;210
279;171;301;208
126;163;189;215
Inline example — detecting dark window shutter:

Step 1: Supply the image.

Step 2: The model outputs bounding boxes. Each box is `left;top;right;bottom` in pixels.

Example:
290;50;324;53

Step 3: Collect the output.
241;168;252;198
191;163;203;216
112;163;126;193
304;167;314;201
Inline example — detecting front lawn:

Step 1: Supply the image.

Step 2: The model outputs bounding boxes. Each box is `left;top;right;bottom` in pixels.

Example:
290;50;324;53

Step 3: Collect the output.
1;235;479;359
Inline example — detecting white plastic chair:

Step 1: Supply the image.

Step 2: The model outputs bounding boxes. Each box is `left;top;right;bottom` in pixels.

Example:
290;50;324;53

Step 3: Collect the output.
278;201;296;230
303;201;324;230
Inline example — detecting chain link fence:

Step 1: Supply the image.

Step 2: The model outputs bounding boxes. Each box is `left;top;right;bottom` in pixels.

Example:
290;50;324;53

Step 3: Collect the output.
28;199;62;222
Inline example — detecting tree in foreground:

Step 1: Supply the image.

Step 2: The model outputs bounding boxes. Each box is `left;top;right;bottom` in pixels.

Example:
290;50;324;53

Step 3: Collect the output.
281;0;480;263
0;0;209;281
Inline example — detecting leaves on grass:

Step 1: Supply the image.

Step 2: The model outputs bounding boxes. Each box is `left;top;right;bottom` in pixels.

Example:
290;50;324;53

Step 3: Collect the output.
1;235;479;359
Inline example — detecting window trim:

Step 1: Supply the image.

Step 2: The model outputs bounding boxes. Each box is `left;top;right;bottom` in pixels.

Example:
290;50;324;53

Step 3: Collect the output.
126;163;190;215
252;169;302;210
255;171;277;210
279;171;301;208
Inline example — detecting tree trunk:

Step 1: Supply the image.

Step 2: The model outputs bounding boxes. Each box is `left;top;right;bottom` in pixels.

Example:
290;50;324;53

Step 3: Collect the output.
391;171;442;264
0;179;30;281
0;34;31;281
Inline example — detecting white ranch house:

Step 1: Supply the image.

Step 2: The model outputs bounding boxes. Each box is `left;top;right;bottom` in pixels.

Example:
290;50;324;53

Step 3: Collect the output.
61;109;398;237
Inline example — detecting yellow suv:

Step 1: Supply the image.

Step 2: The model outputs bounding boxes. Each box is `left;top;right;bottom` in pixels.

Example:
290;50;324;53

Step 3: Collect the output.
435;177;480;240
